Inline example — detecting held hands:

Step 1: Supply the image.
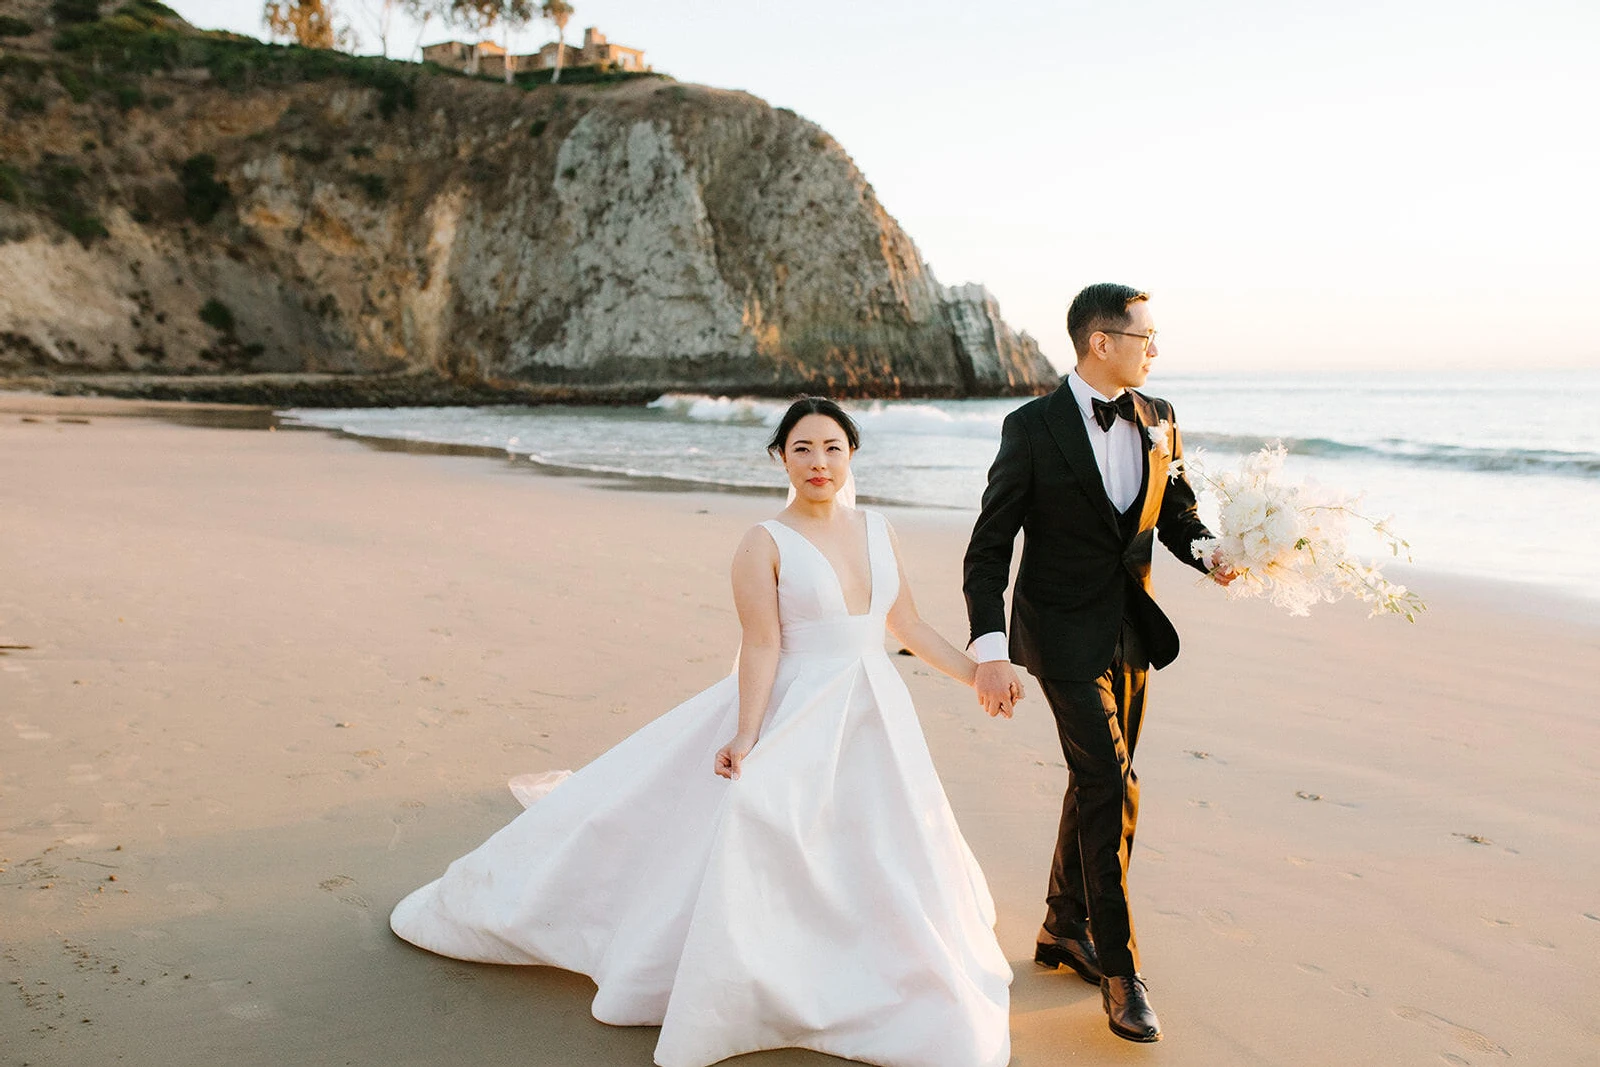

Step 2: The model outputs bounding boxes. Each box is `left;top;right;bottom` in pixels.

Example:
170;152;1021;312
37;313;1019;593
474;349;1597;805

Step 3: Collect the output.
973;659;1024;720
714;731;759;780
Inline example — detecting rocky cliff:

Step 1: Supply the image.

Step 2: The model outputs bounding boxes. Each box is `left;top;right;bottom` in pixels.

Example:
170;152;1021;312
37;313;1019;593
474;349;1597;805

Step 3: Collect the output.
0;3;1056;401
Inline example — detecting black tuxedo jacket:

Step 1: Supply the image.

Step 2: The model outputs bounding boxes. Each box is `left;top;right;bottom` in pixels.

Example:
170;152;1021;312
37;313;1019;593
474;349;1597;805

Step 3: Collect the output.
963;381;1213;682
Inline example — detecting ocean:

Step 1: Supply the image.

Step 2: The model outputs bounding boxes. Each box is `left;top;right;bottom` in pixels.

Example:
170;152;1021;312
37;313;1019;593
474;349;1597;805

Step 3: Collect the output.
283;370;1600;604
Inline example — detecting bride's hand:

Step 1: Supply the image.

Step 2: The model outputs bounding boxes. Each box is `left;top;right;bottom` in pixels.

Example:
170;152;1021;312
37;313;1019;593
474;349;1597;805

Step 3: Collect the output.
714;732;759;780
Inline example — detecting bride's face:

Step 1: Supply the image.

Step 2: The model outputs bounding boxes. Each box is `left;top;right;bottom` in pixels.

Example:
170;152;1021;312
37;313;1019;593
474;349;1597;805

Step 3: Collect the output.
782;414;854;504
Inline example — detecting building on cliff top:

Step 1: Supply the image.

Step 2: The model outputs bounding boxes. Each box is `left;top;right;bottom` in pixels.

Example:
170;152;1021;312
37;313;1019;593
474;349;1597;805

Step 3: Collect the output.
422;28;648;78
419;39;503;69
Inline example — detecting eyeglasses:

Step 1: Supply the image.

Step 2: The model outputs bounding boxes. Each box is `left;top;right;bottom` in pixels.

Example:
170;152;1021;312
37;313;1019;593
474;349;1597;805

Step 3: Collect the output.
1101;329;1157;351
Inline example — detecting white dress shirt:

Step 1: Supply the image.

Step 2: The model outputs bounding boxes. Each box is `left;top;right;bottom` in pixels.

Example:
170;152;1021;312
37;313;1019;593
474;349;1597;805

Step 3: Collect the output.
969;370;1144;664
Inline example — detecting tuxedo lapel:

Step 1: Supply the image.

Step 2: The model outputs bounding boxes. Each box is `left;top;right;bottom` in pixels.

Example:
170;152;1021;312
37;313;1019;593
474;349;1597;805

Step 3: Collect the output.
1044;386;1121;536
1130;391;1167;533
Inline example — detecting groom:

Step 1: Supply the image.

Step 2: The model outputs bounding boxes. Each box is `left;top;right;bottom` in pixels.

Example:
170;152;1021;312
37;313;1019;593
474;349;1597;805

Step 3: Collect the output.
963;283;1229;1043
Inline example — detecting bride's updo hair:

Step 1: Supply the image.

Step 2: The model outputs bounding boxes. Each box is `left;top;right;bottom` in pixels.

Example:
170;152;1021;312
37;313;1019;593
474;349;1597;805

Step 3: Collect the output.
767;397;861;458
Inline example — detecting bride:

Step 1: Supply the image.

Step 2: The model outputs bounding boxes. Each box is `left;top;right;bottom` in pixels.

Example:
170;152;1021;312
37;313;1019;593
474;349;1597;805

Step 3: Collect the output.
390;396;1014;1067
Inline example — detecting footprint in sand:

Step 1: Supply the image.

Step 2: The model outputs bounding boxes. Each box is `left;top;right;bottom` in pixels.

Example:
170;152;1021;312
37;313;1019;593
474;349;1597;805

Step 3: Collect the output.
388;800;427;850
353;750;386;770
1393;1006;1510;1058
66;764;102;784
225;1001;276;1021
166;882;221;915
209;978;277;1021
1200;908;1257;945
318;874;369;910
1295;789;1359;809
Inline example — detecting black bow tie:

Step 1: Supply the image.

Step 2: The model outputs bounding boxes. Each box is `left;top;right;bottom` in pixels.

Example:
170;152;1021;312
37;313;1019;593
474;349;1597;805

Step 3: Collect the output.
1091;393;1137;432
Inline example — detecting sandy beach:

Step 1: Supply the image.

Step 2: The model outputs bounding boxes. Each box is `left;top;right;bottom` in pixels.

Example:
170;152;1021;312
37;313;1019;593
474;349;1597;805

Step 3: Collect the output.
2;394;1596;1067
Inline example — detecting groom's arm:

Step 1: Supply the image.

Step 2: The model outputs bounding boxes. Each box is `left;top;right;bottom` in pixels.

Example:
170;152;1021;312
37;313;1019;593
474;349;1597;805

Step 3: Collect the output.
964;410;1033;643
1155;403;1214;575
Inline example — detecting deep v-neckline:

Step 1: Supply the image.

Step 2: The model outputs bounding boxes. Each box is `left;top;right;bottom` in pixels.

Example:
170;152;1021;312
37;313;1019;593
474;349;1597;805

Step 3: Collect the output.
771;513;875;618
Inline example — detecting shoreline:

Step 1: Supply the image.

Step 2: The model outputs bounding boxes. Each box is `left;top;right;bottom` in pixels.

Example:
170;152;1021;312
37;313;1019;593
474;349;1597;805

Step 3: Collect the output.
6;389;1595;623
0;373;1051;409
3;404;1597;1065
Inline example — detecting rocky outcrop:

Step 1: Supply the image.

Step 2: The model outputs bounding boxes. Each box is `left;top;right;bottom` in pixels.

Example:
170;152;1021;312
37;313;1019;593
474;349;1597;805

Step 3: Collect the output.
0;12;1056;400
939;282;1051;393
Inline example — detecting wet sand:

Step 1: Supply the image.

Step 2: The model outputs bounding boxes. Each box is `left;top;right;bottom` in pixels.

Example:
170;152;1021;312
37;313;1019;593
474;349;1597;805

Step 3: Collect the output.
2;397;1596;1066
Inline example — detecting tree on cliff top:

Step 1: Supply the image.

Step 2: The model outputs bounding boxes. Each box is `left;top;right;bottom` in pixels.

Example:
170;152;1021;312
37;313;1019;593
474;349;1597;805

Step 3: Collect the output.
398;0;439;59
442;0;538;83
455;0;536;84
441;0;491;74
540;0;573;83
353;0;399;57
263;0;355;51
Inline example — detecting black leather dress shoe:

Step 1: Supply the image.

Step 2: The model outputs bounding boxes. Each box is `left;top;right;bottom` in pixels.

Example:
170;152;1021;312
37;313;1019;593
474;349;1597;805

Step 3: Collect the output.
1033;935;1102;984
1101;974;1161;1042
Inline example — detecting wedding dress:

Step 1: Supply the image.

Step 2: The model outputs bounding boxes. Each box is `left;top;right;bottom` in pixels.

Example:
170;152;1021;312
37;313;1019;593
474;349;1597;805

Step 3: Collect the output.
390;509;1012;1067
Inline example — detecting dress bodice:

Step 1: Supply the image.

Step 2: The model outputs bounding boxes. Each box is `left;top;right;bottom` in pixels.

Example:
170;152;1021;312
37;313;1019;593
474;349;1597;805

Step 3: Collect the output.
759;510;898;657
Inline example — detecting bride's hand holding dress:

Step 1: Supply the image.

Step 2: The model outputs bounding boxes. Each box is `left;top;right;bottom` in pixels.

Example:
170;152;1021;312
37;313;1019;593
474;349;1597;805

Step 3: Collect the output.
713;522;782;781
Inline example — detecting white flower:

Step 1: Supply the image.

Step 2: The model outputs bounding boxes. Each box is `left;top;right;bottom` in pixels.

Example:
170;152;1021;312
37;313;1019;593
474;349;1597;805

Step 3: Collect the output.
1263;508;1301;549
1243;528;1278;564
1147;420;1172;456
1183;443;1425;620
1221;490;1269;533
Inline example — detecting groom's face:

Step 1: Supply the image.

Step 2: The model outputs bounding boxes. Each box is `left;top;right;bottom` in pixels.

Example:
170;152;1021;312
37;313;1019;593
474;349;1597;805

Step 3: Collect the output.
1103;300;1158;391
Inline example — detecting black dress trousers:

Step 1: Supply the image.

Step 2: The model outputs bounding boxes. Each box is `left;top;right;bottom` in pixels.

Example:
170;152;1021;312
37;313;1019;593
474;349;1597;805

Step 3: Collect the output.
1039;615;1150;979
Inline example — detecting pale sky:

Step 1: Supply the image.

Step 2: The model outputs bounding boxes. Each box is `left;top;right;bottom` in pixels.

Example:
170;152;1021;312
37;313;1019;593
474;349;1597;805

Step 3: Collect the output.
168;0;1600;374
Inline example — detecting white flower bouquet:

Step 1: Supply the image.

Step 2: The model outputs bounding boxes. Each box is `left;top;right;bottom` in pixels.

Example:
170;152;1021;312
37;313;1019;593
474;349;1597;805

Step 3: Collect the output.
1180;443;1425;620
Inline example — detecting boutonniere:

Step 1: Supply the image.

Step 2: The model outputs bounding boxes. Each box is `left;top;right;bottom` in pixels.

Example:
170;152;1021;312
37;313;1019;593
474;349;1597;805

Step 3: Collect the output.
1147;420;1173;458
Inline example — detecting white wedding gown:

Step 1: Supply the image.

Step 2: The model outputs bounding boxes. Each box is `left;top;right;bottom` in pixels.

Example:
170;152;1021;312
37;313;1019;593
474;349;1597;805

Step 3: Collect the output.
390;510;1013;1067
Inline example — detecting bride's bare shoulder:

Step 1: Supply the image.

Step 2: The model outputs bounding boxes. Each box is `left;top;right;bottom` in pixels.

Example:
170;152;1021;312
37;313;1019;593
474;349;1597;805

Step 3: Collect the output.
733;522;780;561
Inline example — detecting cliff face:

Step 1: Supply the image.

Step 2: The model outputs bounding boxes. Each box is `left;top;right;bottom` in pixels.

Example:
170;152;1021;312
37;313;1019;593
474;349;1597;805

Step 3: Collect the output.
0;12;1055;399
